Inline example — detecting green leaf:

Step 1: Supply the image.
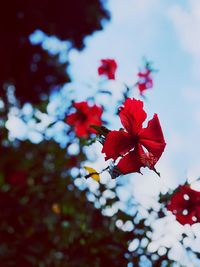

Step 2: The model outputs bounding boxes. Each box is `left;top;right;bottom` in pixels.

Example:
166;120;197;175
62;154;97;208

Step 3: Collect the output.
90;125;110;136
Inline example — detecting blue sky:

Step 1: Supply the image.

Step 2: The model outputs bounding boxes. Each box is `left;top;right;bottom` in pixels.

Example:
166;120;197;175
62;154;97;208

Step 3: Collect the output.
67;0;200;189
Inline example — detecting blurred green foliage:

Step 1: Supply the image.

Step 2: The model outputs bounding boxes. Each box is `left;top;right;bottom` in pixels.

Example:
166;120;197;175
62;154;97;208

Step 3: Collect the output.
0;140;135;266
0;1;181;266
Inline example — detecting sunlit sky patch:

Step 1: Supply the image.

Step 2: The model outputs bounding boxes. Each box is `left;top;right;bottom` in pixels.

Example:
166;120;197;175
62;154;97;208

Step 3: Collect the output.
68;0;200;186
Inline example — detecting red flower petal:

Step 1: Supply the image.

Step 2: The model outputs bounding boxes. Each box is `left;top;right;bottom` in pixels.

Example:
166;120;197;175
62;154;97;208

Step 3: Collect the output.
117;145;145;174
119;98;147;136
176;211;196;225
73;101;89;112
66;101;103;138
75;122;90;137
87;105;103;134
98;59;117;80
167;185;200;225
102;130;134;161
138;69;151;78
139;114;166;159
88;118;102;134
89;104;103;118
140;151;160;170
138;83;147;94
137;66;153;95
66;113;79;126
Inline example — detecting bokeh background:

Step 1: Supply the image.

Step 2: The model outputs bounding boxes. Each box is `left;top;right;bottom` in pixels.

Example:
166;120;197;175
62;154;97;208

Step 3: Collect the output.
2;0;200;266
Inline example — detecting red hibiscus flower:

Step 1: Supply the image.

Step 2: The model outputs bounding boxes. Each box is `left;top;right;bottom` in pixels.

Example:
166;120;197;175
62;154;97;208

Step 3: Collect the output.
167;185;200;225
66;101;103;138
137;67;153;95
98;59;117;80
102;98;166;175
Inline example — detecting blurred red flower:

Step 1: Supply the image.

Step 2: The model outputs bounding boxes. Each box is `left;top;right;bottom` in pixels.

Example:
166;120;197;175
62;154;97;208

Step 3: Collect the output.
98;59;117;80
102;98;166;175
137;67;153;95
167;185;200;225
66;101;103;138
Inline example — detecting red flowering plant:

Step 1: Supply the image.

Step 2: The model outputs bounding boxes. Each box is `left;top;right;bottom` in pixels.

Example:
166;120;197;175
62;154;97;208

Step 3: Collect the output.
53;54;200;265
3;49;200;267
66;101;103;138
91;98;166;179
136;60;156;95
166;185;200;225
98;59;117;80
96;58;156;110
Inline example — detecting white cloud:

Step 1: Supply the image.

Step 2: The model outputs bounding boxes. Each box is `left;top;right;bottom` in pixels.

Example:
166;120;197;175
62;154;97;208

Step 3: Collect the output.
187;163;200;183
110;0;159;23
169;0;200;78
183;86;200;104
